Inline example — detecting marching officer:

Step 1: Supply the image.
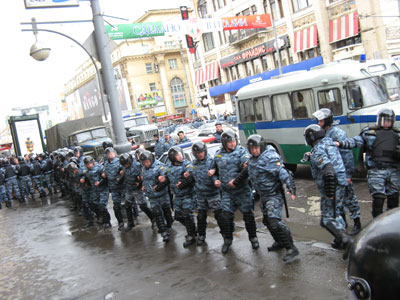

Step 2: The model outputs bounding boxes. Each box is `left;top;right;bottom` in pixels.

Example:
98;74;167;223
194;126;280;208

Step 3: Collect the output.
31;155;46;198
4;158;22;205
247;134;299;262
304;124;351;252
16;156;35;200
191;141;223;246
208;130;259;254
165;146;197;247
313;108;361;235
0;159;10;208
337;108;400;218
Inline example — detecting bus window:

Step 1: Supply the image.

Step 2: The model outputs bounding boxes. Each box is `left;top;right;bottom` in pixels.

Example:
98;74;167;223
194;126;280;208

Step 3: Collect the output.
382;73;400;101
292;89;315;119
254;97;272;121
317;88;343;115
346;77;388;108
239;99;255;123
272;93;293;120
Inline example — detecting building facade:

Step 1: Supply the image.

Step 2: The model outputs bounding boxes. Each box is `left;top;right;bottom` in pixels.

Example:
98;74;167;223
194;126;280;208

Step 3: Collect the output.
63;9;196;122
191;0;400;116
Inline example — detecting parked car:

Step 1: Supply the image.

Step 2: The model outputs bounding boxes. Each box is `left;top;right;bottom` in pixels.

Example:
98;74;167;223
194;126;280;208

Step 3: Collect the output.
158;142;221;164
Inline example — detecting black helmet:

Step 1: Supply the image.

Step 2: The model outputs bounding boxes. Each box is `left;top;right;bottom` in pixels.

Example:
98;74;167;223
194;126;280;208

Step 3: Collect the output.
69;157;79;165
139;150;154;166
102;141;114;150
119;153;132;166
83;156;94;165
105;147;116;156
17;156;24;163
221;130;238;151
66;162;79;173
73;146;83;157
215;121;222;126
346;208;400;300
66;149;74;158
376;108;395;128
168;146;183;164
246;134;266;155
58;152;66;162
312;108;333;128
304;124;325;146
38;153;46;160
192;141;207;159
135;148;145;161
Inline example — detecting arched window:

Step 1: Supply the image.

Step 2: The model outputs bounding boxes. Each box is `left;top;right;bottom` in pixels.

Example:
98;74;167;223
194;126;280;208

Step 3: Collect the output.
171;77;187;107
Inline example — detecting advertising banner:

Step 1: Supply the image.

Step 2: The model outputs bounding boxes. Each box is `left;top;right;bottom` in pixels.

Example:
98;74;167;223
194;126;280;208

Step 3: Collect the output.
24;0;79;9
105;14;272;40
137;91;164;109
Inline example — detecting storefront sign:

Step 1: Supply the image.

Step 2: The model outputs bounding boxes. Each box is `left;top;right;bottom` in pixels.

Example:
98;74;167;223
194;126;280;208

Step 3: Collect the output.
220;35;290;68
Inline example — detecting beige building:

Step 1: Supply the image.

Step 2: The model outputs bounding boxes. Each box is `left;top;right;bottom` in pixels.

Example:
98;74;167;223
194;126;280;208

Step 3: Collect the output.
191;0;400;116
64;8;196;122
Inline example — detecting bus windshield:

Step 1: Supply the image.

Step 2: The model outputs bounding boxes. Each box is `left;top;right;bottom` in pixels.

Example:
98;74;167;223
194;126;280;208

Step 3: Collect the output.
382;72;400;101
347;76;388;108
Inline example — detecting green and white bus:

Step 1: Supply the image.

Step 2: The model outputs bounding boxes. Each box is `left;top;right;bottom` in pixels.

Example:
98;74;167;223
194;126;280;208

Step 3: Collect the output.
235;59;400;172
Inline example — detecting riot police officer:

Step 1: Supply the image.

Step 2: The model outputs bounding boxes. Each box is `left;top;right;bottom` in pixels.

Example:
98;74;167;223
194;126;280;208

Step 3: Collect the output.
166;146;196;247
140;150;171;242
4;158;22;205
191;141;223;246
313;108;361;235
38;153;56;195
154;134;164;159
346;207;400;299
31;155;46;198
16;156;35;200
304;124;351;252
0;159;10;208
247;135;299;262
209;130;259;254
338;108;400;218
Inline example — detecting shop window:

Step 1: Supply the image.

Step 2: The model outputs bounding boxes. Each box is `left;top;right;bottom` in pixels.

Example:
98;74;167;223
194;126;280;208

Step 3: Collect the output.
254;97;273;121
239;99;255;123
334;35;362;50
246;61;254;77
317;88;343;115
262;56;269;71
272;93;293;120
253;58;263;74
291;89;315;119
214;94;225;105
251;5;258;14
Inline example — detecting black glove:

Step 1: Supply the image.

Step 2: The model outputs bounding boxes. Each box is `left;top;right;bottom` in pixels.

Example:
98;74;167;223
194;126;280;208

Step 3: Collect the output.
233;166;248;187
154;177;170;192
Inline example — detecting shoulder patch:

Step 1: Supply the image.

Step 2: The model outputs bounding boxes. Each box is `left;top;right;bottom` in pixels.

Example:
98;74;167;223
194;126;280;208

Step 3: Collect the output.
275;161;281;166
186;165;190;168
216;154;222;158
192;166;196;170
244;155;250;159
317;156;324;165
160;166;164;170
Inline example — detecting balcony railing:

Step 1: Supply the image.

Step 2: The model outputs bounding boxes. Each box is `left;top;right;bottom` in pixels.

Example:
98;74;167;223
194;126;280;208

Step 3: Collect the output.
229;28;266;44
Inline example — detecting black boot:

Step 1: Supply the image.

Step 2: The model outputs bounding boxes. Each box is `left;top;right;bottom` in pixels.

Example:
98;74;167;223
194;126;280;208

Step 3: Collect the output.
6;201;12;208
125;202;135;231
372;194;385;218
103;209;112;229
214;209;224;236
325;222;352;252
89;203;102;225
221;211;234;254
132;200;140;218
113;204;124;231
387;193;399;210
348;217;361;236
341;213;348;229
153;206;168;242
267;218;299;261
139;204;153;221
183;211;197;248
162;205;174;234
197;209;207;246
243;212;259;249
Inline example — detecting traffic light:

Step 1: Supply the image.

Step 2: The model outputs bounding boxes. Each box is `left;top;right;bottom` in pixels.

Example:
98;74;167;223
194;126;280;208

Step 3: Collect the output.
186;34;195;54
180;6;189;20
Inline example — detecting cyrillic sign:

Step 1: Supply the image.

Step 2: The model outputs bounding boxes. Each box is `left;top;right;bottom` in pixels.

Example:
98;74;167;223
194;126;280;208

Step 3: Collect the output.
24;0;79;9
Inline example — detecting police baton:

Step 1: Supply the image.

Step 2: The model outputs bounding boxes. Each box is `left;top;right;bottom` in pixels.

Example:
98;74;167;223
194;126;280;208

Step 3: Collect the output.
279;184;289;219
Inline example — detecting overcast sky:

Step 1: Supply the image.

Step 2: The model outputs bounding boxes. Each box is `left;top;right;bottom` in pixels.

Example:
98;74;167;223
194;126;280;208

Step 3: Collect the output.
1;0;191;122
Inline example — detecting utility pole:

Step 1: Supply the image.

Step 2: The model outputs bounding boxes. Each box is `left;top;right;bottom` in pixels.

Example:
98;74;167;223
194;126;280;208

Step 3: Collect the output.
179;39;193;109
272;18;282;75
90;0;131;154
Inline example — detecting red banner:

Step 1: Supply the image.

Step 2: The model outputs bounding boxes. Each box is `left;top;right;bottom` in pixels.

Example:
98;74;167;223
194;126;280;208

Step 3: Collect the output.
221;14;271;31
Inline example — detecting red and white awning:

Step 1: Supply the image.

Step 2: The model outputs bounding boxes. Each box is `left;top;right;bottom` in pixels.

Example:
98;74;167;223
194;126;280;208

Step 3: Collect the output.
293;24;318;53
329;11;359;43
195;62;220;86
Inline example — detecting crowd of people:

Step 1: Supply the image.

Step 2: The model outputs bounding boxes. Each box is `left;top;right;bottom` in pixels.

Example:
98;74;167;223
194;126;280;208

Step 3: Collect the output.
1;108;399;266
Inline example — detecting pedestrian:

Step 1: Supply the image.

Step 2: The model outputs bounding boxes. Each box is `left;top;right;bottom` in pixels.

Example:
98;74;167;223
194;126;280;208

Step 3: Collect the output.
247;134;299;262
337;108;400;218
103;147;125;230
165;146;197;247
177;131;191;145
313;108;361;235
212;121;224;143
208;130;259;254
304;124;351;252
191;141;223;246
139;150;172;242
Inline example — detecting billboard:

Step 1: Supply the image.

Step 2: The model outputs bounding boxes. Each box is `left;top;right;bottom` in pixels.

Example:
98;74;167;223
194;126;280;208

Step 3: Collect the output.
24;0;79;9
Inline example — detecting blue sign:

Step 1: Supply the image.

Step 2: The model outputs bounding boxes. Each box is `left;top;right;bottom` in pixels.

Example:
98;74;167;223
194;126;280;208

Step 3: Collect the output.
191;109;196;115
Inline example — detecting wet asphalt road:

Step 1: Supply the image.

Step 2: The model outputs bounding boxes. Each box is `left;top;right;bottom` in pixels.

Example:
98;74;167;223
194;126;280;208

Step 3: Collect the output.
0;166;375;300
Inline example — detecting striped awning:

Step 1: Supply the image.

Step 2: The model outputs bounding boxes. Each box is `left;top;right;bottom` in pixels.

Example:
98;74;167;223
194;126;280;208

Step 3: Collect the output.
195;62;220;86
293;25;318;53
329;12;359;43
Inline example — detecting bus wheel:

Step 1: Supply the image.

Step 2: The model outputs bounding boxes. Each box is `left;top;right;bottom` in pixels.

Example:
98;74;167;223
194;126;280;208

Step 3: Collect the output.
285;164;297;173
